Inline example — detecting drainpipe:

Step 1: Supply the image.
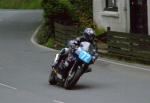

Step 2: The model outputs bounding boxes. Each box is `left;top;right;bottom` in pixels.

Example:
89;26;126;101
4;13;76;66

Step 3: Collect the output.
124;0;128;32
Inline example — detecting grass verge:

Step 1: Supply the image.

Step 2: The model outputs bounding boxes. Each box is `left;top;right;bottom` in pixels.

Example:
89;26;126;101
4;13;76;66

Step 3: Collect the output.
0;0;41;9
36;24;58;49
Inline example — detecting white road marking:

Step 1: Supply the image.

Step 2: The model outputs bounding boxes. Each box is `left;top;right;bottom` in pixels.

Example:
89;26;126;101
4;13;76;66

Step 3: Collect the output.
98;58;150;71
0;83;17;90
30;25;58;51
53;100;64;103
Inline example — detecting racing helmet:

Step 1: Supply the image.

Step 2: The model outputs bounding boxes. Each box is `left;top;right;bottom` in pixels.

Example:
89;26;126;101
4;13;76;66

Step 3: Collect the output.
83;28;96;42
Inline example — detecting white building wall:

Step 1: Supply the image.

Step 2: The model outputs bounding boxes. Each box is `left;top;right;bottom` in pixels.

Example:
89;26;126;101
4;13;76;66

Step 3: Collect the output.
93;0;149;35
93;0;128;32
148;0;150;35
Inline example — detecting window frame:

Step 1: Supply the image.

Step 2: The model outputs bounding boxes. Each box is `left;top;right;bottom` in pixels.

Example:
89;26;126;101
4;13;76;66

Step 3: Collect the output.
104;0;118;11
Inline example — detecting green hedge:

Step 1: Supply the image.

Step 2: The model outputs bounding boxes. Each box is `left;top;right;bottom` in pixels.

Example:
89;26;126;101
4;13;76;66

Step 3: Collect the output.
41;0;95;37
36;25;49;44
71;0;94;30
42;0;76;25
40;0;105;49
0;0;42;9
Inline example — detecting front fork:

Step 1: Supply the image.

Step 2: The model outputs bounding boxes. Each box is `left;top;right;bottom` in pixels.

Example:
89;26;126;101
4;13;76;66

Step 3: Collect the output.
68;61;85;78
51;54;63;79
68;61;77;77
54;54;59;63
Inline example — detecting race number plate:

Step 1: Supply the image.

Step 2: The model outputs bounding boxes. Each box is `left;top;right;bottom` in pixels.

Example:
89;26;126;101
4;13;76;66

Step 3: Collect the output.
79;50;92;64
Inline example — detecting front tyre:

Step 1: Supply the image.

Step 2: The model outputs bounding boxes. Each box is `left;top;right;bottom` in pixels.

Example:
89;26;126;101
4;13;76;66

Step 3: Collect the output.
48;70;57;85
64;68;82;89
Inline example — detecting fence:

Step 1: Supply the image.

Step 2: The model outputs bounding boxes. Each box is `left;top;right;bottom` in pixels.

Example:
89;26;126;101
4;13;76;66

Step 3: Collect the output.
107;31;150;63
54;23;80;48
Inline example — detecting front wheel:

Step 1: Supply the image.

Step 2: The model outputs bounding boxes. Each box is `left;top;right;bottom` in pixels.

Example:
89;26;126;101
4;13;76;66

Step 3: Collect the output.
48;70;57;85
64;68;82;89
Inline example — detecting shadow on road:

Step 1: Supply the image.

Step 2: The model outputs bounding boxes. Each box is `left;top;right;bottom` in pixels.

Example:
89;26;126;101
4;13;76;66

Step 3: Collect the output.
72;84;94;90
72;82;108;90
48;80;113;91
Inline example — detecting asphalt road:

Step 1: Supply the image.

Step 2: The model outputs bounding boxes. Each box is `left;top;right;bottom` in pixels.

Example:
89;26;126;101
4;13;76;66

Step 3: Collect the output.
0;10;150;103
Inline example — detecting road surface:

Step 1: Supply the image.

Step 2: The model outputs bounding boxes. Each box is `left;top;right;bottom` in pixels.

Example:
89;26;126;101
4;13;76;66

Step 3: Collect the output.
0;10;150;103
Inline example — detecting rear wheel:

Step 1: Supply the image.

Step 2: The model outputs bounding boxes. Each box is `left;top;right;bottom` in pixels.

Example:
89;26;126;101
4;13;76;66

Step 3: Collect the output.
64;68;82;89
49;70;57;85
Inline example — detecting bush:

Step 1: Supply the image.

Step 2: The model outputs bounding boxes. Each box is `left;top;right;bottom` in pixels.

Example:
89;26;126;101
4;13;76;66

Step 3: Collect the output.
42;0;76;25
70;0;94;34
41;0;77;38
46;38;55;48
36;25;49;44
95;27;106;37
41;0;105;48
0;0;42;9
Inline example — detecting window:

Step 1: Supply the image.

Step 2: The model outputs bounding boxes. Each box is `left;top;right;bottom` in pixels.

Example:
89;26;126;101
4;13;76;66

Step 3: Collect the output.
105;0;118;11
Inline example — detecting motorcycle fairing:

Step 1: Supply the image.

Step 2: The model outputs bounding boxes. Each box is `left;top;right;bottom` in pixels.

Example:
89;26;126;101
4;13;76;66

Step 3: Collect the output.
78;49;92;64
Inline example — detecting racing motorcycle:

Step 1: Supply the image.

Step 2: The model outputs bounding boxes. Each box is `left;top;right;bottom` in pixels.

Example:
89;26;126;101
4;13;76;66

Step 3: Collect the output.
48;41;98;89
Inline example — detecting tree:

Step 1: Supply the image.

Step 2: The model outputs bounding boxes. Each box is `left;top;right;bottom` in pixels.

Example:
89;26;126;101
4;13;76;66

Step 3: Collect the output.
41;0;76;38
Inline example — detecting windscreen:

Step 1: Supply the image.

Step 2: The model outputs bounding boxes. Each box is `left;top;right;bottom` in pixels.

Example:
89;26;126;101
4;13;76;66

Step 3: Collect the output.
75;41;95;56
80;42;90;51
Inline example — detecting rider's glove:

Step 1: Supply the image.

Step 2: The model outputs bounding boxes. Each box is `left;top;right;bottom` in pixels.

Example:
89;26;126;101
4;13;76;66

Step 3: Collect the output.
91;53;99;64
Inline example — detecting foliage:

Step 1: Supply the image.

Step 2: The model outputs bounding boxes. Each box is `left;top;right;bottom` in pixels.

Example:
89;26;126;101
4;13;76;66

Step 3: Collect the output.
36;25;49;44
41;0;94;34
95;27;106;37
71;0;93;18
70;0;94;33
42;0;76;25
45;38;55;48
41;0;104;49
0;0;42;9
41;0;77;38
